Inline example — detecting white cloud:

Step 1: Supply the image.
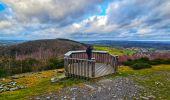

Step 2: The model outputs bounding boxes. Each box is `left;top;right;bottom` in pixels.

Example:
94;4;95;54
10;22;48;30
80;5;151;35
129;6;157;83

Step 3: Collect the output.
3;0;102;25
0;0;170;40
0;20;12;29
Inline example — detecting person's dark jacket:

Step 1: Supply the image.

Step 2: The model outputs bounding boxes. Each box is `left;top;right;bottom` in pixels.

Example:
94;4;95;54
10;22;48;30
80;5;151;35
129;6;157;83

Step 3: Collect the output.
86;46;93;60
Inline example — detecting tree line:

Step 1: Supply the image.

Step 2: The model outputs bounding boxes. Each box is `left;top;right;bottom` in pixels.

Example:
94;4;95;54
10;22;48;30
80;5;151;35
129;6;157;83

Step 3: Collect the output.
0;56;64;77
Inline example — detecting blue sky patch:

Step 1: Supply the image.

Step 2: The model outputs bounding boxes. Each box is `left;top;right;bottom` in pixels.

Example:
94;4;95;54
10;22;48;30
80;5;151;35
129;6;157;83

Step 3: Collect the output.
0;2;6;11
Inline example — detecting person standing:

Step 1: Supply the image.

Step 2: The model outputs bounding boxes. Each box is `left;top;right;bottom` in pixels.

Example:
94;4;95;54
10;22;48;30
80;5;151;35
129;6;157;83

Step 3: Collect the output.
86;45;93;60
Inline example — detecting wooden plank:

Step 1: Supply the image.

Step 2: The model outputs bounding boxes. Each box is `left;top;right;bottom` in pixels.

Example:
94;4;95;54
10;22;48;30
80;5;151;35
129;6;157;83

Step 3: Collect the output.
74;60;76;77
69;59;72;77
92;61;95;77
84;61;87;77
80;60;83;78
87;61;90;78
78;60;80;78
72;59;75;77
64;58;68;77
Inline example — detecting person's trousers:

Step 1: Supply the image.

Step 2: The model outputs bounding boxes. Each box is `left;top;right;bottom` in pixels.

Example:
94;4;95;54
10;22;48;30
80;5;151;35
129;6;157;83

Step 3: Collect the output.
87;54;92;60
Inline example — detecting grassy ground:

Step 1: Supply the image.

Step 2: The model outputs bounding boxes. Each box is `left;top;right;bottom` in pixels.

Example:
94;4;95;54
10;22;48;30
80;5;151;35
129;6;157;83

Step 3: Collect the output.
94;45;136;56
0;69;85;100
117;65;170;100
0;65;170;100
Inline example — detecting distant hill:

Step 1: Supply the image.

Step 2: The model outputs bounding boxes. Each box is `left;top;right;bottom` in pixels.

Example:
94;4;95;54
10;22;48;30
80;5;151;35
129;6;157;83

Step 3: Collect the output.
82;40;170;50
0;40;25;46
0;39;87;59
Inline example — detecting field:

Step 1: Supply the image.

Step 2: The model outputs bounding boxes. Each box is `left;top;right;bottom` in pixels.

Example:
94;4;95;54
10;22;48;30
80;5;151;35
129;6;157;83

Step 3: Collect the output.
94;45;136;56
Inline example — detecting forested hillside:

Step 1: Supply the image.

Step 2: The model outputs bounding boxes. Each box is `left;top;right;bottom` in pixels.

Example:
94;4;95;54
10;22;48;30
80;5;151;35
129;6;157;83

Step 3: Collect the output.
0;39;87;76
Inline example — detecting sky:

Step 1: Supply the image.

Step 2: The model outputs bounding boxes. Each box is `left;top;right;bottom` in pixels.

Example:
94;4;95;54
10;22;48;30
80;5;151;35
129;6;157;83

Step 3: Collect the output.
0;0;170;41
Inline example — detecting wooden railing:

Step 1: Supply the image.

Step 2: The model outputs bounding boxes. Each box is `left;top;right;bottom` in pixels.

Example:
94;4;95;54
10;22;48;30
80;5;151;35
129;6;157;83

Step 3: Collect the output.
64;50;118;79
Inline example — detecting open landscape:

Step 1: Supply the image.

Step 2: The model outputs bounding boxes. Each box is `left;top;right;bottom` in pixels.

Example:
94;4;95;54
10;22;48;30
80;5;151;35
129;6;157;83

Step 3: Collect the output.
0;39;169;100
1;0;170;100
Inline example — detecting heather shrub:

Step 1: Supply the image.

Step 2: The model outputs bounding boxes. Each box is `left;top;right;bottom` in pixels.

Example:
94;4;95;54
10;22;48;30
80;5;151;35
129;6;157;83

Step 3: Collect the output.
130;63;152;70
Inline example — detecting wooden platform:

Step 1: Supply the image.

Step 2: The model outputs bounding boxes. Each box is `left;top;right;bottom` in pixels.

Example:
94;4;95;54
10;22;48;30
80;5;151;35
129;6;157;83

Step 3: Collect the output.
64;50;118;79
67;63;115;78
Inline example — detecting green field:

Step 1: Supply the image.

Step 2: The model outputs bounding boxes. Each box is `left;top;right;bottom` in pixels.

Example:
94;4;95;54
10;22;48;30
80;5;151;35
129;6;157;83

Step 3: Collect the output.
94;45;136;56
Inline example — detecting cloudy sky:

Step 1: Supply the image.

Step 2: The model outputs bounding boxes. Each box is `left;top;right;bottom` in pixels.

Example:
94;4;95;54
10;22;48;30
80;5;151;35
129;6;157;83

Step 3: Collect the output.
0;0;170;41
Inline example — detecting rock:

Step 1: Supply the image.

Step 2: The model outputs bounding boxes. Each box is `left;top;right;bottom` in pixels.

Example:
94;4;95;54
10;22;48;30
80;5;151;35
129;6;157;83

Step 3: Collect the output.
18;86;26;89
141;96;149;100
148;95;156;100
3;87;10;91
72;97;76;100
64;96;67;99
0;84;5;87
0;86;3;89
10;82;17;86
98;79;112;84
35;97;41;100
70;88;77;91
0;89;3;93
11;76;19;79
0;78;5;81
84;84;95;91
117;88;121;91
51;75;65;83
46;96;51;99
10;87;19;91
108;87;111;91
37;72;42;74
97;87;102;92
57;69;64;73
51;77;59;83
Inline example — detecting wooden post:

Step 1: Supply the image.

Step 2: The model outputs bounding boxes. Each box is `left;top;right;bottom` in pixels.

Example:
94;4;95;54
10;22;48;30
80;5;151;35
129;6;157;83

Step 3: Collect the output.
80;60;83;79
84;60;87;78
64;57;68;77
87;61;90;78
78;60;80;79
115;56;119;72
92;60;95;77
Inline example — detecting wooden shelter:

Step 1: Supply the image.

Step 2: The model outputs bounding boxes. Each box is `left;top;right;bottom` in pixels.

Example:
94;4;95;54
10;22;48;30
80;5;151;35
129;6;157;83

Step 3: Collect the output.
64;50;119;79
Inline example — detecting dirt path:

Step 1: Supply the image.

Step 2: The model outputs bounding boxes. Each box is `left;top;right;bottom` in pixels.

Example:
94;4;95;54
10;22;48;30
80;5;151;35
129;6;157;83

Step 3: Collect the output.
31;77;143;100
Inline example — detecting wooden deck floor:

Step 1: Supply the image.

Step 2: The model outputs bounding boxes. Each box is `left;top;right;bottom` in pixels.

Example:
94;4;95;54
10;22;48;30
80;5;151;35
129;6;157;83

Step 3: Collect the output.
67;63;115;78
95;63;115;77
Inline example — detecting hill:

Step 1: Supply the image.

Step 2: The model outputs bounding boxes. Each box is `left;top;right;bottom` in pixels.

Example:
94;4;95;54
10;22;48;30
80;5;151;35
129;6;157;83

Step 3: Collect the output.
0;39;87;59
82;40;170;50
0;40;25;46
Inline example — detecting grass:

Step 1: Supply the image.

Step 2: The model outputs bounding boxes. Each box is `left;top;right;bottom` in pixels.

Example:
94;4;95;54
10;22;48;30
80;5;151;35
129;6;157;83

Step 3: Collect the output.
118;65;170;100
94;45;136;56
0;69;85;100
0;65;170;100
